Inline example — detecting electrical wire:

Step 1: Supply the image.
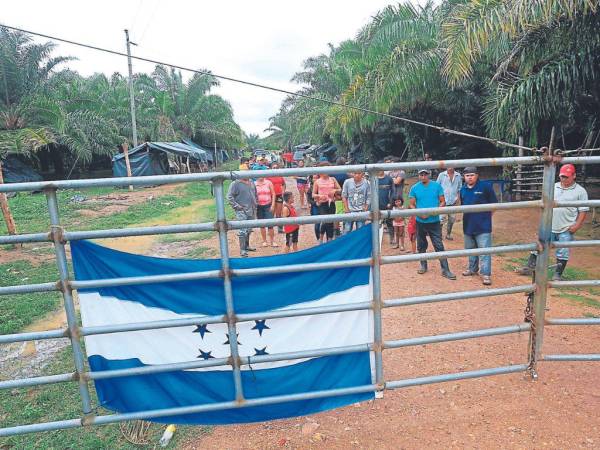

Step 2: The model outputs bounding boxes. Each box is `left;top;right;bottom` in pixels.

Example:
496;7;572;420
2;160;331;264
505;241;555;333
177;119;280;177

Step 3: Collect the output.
0;22;535;152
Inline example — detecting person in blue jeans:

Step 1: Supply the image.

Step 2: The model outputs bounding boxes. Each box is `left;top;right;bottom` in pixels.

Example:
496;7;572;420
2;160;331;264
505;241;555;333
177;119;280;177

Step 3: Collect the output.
459;166;497;285
409;169;456;280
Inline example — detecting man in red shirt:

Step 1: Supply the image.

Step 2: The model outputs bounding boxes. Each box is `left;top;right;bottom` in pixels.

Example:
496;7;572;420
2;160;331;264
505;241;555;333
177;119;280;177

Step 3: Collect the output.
282;150;293;168
267;162;287;233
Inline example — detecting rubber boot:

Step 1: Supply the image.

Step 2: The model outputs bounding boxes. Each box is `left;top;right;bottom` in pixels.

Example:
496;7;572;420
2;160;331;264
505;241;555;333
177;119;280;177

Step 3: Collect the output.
552;259;568;281
245;234;256;252
517;252;537;276
446;220;454;240
239;236;248;257
418;261;428;274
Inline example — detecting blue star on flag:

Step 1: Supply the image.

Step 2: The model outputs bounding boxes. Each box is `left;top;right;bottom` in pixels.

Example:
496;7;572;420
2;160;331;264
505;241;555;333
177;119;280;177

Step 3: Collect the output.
197;349;215;360
252;320;270;336
254;347;269;356
193;324;211;339
223;333;241;346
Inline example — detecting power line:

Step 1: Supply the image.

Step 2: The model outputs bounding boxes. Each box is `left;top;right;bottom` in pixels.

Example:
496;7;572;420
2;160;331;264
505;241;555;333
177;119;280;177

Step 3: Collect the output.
0;22;534;152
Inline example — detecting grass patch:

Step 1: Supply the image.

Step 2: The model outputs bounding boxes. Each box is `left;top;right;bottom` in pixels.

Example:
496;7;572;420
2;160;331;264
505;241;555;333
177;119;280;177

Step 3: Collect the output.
184;245;217;259
159;231;213;244
0;347;209;449
0;260;62;335
556;292;600;309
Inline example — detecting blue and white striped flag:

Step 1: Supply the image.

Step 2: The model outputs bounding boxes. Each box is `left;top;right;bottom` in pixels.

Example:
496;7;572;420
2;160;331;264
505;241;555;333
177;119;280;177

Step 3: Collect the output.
71;225;374;424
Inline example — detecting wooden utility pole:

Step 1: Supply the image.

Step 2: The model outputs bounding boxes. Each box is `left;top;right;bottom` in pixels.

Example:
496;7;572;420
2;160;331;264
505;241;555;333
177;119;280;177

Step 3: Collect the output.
125;29;139;148
122;143;134;191
0;159;17;235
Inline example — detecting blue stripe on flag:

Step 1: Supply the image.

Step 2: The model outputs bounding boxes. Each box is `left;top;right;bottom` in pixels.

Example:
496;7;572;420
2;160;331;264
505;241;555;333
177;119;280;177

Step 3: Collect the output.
71;224;372;315
89;352;373;424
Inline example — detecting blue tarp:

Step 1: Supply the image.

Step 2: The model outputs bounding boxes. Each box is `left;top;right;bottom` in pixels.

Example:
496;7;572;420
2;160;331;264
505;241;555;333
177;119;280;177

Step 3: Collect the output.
112;142;207;177
1;155;43;183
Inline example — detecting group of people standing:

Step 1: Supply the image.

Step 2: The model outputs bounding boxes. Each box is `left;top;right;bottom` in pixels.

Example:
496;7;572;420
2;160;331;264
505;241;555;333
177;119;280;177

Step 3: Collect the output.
228;156;589;284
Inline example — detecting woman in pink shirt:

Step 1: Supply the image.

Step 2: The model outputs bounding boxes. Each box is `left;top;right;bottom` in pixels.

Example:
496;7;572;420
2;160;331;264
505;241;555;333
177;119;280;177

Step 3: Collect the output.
255;175;278;247
312;163;342;243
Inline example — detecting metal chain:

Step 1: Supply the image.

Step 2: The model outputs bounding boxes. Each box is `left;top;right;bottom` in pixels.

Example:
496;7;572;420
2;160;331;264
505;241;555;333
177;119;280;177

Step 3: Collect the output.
524;290;538;378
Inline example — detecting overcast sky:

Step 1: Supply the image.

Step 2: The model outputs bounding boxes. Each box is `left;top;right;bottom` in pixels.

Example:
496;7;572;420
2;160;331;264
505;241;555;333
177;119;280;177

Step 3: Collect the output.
2;0;402;137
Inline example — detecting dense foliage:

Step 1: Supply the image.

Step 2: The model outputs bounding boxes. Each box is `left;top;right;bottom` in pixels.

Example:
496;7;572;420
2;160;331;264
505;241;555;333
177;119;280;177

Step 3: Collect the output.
265;0;600;161
0;27;244;174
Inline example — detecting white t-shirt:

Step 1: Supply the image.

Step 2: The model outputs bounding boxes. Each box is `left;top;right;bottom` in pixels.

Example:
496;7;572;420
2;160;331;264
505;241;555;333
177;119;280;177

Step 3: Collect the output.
552;182;589;233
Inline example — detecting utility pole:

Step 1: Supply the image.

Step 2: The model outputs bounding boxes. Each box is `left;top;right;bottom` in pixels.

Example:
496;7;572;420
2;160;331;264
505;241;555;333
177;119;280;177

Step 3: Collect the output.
124;29;138;147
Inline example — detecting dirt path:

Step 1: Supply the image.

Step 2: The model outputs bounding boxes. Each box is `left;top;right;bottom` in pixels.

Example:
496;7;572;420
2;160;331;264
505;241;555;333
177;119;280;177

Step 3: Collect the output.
180;181;600;449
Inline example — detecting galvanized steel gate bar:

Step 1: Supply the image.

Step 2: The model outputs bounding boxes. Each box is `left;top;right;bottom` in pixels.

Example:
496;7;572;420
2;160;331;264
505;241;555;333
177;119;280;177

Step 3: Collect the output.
0;153;598;437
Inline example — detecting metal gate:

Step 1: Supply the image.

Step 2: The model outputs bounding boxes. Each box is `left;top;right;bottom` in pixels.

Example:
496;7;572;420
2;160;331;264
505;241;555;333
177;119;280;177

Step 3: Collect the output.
1;149;599;437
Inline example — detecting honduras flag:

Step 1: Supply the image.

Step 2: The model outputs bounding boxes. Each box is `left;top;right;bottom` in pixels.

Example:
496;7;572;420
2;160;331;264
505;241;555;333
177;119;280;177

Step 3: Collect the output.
71;225;375;424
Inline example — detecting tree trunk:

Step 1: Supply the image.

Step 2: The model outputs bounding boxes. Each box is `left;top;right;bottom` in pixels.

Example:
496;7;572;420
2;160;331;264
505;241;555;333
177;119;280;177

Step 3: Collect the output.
0;160;17;235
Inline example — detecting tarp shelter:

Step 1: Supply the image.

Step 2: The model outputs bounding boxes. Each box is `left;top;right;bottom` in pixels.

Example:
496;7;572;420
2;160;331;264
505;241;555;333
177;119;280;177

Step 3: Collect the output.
1;154;43;183
112;142;206;177
181;139;211;163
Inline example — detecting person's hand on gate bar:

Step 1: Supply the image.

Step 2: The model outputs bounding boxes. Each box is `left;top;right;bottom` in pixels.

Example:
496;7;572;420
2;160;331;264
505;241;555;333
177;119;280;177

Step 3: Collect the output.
568;224;580;233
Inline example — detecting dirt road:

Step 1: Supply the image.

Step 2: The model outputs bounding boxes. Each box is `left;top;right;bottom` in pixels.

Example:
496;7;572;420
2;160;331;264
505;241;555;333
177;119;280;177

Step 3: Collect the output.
181;180;600;449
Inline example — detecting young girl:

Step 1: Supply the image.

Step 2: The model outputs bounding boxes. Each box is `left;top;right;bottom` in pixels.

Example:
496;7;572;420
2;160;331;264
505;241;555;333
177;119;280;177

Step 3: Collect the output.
312;164;342;244
391;197;406;251
407;214;417;253
255;176;277;247
282;191;299;253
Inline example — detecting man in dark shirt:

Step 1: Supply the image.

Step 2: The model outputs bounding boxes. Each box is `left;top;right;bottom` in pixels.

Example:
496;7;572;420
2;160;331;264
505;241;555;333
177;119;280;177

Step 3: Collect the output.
459;166;497;285
377;170;394;244
227;175;258;257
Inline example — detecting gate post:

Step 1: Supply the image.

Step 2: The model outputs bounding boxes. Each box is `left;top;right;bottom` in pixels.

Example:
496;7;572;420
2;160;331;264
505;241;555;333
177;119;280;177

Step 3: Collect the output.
213;179;245;402
45;188;92;414
529;144;557;377
368;170;384;393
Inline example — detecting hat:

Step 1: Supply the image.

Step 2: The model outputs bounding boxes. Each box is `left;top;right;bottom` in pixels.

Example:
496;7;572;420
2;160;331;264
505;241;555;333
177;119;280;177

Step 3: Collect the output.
559;164;576;177
463;166;478;175
418;168;430;174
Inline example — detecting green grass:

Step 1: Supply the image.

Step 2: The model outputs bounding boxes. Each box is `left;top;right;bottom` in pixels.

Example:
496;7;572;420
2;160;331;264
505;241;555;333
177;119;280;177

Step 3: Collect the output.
0;260;62;335
556;292;600;309
0;347;210;449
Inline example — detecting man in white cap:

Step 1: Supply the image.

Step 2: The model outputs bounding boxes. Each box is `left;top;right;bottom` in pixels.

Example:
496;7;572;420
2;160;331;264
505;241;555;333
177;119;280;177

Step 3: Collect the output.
517;163;589;280
436;167;462;240
409;168;456;280
459;166;497;285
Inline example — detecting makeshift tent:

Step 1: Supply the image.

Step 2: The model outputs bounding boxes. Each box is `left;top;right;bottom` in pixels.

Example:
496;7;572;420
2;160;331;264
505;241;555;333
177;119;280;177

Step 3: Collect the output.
181;139;210;163
1;155;43;183
112;142;207;177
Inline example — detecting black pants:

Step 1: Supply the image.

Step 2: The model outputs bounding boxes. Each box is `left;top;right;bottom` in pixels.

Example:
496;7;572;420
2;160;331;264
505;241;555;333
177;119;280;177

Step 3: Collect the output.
416;221;450;271
318;202;336;239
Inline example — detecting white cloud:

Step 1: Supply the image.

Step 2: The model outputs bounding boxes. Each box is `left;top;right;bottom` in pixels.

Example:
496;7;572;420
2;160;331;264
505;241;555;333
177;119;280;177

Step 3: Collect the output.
2;0;411;137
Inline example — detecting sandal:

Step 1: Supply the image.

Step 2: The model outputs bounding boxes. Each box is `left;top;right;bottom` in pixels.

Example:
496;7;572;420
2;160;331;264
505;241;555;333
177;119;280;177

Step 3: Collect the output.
271;242;279;247
262;242;269;247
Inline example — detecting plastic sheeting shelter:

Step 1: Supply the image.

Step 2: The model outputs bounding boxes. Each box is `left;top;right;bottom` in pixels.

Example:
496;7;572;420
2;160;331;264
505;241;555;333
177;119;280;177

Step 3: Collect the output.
112;142;207;177
1;155;43;183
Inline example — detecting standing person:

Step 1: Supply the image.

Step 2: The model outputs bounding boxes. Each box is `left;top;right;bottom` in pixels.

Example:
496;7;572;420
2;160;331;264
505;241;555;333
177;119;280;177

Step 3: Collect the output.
459;167;497;285
333;157;350;237
306;174;321;241
391;197;406;251
377;170;394;245
409;169;456;279
517;164;589;280
282;191;299;253
294;160;309;209
239;157;249;170
255;175;278;247
282;149;293;168
389;166;406;202
436;167;463;240
341;171;371;234
312;164;342;243
227;174;257;257
267;162;286;234
407;215;417;253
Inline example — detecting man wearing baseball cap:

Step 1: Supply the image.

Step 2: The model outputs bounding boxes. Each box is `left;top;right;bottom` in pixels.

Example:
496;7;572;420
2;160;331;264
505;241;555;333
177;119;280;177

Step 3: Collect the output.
518;163;589;280
459;166;497;285
409;168;456;280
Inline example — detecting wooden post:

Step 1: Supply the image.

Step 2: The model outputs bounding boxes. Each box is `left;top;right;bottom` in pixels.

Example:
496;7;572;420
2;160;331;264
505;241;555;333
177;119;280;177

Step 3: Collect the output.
122;143;133;191
0;159;17;235
186;156;191;174
515;136;524;201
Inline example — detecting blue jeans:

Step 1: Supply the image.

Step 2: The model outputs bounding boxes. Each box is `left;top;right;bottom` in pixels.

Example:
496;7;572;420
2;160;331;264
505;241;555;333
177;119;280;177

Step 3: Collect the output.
552;230;573;260
464;232;492;275
344;220;366;234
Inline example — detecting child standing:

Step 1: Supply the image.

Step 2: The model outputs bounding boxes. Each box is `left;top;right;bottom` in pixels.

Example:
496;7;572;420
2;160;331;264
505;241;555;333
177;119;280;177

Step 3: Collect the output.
392;197;406;251
407;214;417;253
282;191;299;253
